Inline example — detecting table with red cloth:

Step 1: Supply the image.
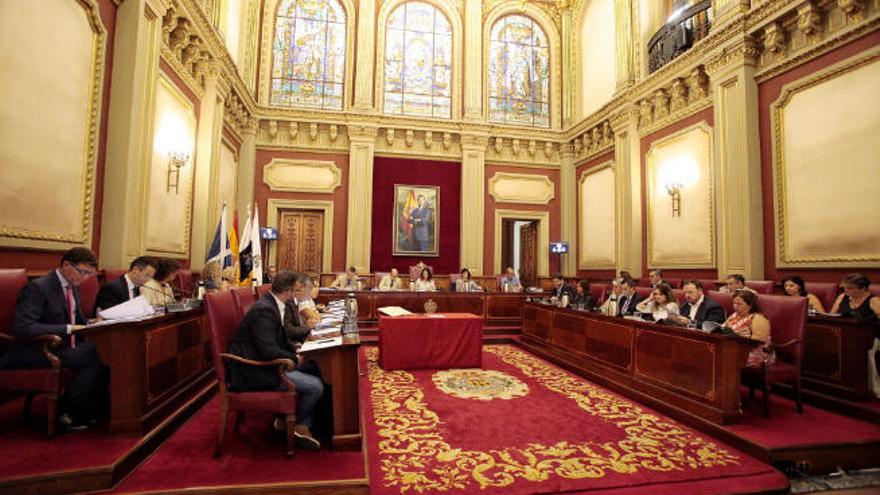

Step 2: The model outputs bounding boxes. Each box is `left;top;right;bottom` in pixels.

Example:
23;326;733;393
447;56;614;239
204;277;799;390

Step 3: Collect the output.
378;313;483;371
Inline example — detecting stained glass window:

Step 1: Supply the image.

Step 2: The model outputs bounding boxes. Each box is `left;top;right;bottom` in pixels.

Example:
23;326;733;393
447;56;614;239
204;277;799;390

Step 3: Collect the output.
488;15;550;127
271;0;346;110
383;2;452;118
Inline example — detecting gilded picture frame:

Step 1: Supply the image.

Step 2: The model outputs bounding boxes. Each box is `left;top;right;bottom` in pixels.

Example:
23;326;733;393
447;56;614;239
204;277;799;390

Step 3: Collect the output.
393;184;439;257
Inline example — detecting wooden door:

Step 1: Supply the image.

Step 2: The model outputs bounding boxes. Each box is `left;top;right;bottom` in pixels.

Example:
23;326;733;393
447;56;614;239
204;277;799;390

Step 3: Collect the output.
500;219;515;271
278;210;324;274
519;221;538;286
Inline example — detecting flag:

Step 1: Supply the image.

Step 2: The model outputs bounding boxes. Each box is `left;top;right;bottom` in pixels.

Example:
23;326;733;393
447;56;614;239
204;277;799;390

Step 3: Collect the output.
229;210;240;282
400;190;418;244
250;204;263;286
238;205;253;285
206;204;230;268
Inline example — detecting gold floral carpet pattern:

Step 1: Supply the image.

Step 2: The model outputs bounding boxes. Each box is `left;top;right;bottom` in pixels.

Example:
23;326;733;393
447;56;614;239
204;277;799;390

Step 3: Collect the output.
362;345;776;495
431;369;529;401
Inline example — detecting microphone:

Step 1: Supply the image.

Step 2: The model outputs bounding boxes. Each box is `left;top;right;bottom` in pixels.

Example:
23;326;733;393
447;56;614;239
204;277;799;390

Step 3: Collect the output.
135;282;177;304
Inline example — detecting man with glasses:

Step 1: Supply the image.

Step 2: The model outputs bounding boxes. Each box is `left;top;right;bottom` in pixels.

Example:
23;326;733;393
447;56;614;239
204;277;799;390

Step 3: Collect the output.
95;256;158;312
3;247;109;431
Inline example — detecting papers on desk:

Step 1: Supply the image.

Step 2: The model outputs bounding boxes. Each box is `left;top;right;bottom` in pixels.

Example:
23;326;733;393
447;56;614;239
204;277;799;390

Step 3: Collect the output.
97;295;155;320
378;306;413;317
299;336;342;352
426;314;446;318
311;326;341;337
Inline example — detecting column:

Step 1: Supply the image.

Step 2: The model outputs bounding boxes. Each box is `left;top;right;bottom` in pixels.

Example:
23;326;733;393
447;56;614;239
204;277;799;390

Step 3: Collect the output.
559;144;577;275
610;107;642;276
460;134;487;275
560;2;574;127
614;0;635;90
707;36;764;278
99;0;164;268
189;71;229;272
352;0;376;110
463;0;482;120
236;120;258;223
346;125;378;272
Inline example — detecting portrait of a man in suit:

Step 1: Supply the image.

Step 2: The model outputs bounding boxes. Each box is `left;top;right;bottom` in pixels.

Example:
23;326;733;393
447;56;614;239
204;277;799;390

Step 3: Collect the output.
394;185;439;256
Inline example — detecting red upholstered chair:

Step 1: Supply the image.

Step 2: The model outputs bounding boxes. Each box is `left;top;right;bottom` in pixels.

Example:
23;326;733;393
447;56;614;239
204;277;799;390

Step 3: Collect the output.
742;294;808;416
448;274;461;290
257;284;272;296
0;269;71;435
869;284;880;297
707;290;733;315
671;289;685;306
805;282;839;312
230;287;257;319
589;284;607;307
697;279;720;291
78;274;99;319
103;269;127;284
745;280;775;294
205;291;298;458
665;277;682;289
634;286;653;300
374;272;389;288
637;277;651;287
409;264;433;282
174;269;194;298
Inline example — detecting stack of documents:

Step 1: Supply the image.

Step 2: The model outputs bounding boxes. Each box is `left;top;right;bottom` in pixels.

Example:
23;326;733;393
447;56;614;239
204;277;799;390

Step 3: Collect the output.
98;295;156;320
377;306;413;317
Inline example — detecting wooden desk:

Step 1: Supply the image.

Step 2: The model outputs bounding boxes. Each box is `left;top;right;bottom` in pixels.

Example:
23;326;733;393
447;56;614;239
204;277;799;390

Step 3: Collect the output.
82;309;212;433
303;333;361;447
803;315;878;401
521;302;753;425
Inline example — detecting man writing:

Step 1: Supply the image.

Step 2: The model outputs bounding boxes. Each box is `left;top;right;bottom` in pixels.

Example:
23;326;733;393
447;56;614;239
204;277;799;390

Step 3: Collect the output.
669;280;726;328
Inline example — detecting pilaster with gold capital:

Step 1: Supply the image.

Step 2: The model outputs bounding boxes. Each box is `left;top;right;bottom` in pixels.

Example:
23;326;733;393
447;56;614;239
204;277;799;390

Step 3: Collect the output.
610;105;642;276
706;35;764;278
353;0;376;111
236;119;258;223
559;0;573;127
460;134;488;275
346;125;378;272
464;0;483;120
559;142;577;275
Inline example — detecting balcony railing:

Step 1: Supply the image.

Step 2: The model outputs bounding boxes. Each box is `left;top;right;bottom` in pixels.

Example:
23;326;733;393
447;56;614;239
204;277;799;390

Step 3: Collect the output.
647;1;713;74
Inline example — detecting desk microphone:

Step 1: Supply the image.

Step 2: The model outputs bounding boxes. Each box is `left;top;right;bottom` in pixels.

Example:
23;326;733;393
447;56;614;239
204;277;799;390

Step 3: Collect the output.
135;283;177;304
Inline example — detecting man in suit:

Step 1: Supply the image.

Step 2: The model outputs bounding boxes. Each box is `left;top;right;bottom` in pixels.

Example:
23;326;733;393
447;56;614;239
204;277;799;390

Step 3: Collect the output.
617;278;643;316
408;195;433;252
2;247;109;430
378;268;403;291
329;266;359;290
226;271;323;450
500;266;522;292
550;274;575;302
670;280;727;328
95;256;158;312
648;268;666;288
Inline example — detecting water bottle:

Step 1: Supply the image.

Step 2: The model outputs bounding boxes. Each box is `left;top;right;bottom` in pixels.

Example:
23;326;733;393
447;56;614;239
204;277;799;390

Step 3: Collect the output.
560;293;570;308
344;292;358;334
196;281;206;300
503;280;509;293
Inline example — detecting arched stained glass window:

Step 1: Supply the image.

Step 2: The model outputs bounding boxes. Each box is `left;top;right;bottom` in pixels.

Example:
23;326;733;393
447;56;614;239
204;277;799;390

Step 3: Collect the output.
488;15;550;127
383;2;452;118
271;0;346;109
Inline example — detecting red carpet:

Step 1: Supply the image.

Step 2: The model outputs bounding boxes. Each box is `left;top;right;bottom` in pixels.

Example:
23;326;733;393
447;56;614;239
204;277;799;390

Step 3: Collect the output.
361;345;788;495
0;396;139;479
111;396;365;493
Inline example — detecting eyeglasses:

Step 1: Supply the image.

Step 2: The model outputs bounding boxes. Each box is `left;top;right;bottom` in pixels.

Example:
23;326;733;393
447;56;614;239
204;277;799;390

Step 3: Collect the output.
70;264;96;277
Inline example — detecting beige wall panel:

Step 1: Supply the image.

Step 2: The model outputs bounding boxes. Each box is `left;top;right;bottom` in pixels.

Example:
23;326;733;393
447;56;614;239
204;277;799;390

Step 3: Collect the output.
218;141;238;212
579;0;617;118
488;172;555;205
646;124;715;267
144;77;197;256
776;57;880;265
579;165;616;268
263;159;342;193
0;0;101;246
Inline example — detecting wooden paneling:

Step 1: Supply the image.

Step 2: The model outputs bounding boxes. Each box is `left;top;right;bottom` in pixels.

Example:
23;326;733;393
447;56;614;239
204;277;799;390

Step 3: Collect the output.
520;222;537;286
803;316;877;401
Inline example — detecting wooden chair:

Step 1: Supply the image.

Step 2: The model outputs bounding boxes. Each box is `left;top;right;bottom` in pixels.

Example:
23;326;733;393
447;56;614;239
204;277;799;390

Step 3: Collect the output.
205;291;298;457
0;269;70;435
742;294;808;416
230;287;257;319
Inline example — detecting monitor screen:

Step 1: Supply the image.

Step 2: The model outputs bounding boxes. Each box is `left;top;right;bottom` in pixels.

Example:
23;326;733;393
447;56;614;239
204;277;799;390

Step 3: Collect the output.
550;242;569;254
260;227;279;240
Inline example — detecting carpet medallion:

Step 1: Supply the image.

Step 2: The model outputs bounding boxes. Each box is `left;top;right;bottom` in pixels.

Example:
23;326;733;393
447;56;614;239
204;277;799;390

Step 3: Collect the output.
363;345;781;495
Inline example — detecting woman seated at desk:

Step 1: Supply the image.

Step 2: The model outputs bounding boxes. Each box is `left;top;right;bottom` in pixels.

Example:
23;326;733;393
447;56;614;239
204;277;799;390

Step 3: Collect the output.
781;275;825;313
144;257;179;306
297;282;322;328
635;283;679;321
569;279;594;311
454;268;482;292
831;273;880;322
724;290;774;368
412;267;437;292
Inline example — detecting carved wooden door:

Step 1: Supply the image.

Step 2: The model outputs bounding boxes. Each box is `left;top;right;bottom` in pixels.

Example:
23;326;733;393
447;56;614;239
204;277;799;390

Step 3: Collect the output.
278;210;324;275
519;221;538;286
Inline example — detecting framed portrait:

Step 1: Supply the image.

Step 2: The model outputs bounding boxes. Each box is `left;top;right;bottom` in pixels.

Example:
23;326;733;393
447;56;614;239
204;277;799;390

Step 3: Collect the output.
393;184;439;257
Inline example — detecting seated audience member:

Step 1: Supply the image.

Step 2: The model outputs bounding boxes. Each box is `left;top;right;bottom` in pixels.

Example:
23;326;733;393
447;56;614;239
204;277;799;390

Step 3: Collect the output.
599;278;622;316
550;273;575;302
143;258;179;307
617;278;643;316
227;271;323;450
330;266;359;290
832;273;880;322
220;266;237;291
2;248;109;431
720;274;755;294
455;268;482;292
648;268;665;288
264;266;277;284
202;260;222;292
670;280;726;327
781;275;826;313
500;266;522;292
570;280;593;310
725;290;775;368
412;267;437;292
295;280;322;329
378;268;403;291
635;283;680;321
95;256;158;312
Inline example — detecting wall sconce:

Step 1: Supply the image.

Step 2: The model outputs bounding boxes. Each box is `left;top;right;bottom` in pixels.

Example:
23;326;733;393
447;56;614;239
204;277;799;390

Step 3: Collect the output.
665;181;682;217
167;151;190;194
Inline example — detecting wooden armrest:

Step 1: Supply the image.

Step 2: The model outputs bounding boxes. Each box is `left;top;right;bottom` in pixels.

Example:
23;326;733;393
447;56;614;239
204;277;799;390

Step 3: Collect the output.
219;353;295;371
772;338;800;350
0;332;14;343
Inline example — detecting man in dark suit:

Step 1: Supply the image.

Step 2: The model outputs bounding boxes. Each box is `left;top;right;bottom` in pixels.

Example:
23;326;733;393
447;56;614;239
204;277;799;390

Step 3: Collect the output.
550;273;575;302
226;270;323;450
95;256;158;312
617;278;644;316
671;280;726;328
1;247;109;430
648;268;667;288
408;195;433;252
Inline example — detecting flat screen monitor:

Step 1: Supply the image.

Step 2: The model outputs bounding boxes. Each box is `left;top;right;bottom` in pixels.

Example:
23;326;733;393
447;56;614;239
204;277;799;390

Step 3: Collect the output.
550;242;569;254
260;227;279;240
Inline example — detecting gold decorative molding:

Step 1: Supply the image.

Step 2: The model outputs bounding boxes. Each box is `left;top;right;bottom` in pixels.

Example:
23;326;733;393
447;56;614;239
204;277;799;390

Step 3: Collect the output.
263;159;343;194
488;172;556;205
635;65;711;137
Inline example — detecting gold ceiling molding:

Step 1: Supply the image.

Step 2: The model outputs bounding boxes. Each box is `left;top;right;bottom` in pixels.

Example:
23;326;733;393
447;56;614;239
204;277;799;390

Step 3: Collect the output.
636;65;711;137
0;0;106;249
488;172;556;205
263;159;343;194
771;48;880;267
257;120;351;152
567;119;614;164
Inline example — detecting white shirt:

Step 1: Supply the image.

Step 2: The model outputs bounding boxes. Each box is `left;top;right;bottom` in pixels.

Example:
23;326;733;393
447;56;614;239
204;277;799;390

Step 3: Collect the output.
688;296;704;320
56;269;76;333
270;292;286;321
124;273;137;299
